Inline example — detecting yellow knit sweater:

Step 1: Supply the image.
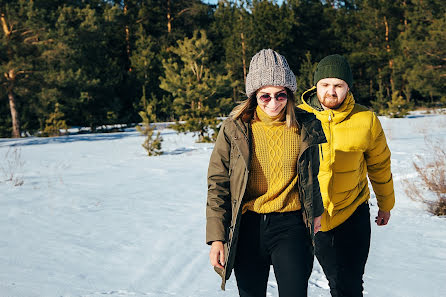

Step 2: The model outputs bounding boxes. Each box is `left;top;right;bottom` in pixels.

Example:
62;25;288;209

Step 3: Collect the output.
243;106;301;213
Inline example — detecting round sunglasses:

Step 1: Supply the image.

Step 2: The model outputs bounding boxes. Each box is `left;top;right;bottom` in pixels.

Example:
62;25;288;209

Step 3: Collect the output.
257;91;288;103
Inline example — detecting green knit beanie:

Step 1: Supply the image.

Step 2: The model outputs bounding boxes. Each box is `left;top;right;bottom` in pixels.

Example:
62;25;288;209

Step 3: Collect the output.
313;54;353;87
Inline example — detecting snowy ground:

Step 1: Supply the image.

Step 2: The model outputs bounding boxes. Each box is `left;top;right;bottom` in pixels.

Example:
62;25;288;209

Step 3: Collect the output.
0;112;445;297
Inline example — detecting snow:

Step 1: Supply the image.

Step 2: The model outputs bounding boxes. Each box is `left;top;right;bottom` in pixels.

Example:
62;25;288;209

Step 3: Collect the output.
1;112;445;297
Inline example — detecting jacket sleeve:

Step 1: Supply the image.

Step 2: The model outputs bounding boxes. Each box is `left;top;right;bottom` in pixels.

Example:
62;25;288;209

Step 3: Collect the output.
312;144;324;217
365;113;395;212
206;120;232;245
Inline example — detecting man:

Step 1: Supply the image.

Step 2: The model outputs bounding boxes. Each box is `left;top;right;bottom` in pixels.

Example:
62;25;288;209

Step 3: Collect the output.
299;54;395;297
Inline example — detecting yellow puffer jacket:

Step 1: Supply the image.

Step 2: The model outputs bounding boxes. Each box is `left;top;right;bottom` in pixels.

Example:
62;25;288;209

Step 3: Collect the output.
299;87;395;231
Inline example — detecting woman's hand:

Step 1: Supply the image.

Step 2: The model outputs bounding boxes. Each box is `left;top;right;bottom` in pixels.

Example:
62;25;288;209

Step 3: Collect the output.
209;241;225;270
314;215;322;234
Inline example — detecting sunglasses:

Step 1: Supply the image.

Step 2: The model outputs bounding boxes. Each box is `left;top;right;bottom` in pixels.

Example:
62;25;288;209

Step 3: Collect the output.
257;91;288;103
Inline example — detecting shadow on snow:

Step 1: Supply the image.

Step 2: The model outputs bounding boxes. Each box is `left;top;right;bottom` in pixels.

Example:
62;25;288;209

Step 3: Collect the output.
0;132;141;147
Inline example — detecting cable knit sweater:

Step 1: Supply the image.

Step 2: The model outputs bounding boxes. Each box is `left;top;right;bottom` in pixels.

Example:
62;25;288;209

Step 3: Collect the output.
243;106;301;213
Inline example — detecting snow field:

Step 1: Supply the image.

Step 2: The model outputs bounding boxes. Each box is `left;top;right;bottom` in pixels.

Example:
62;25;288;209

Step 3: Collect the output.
0;112;445;297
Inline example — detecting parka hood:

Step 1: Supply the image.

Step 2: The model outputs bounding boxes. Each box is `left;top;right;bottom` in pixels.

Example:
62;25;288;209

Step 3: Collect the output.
301;86;324;111
300;86;356;125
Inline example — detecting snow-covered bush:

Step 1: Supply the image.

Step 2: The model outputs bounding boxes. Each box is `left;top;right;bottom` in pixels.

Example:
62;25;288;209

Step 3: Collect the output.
404;137;446;216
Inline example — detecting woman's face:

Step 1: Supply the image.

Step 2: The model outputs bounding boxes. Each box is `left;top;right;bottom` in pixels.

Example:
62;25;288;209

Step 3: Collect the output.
256;86;288;117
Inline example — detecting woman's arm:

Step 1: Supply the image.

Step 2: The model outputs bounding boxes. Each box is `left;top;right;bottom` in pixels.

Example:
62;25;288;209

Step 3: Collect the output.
206;120;232;245
311;145;324;218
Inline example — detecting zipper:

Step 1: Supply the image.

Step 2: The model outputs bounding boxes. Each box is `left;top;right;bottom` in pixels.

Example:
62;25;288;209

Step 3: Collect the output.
328;111;334;196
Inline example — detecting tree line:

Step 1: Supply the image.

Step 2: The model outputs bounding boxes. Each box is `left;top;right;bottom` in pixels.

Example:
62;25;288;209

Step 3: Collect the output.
0;0;444;138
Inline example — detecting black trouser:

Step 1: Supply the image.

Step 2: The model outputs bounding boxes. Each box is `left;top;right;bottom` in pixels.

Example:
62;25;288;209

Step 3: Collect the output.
233;210;313;297
315;202;371;297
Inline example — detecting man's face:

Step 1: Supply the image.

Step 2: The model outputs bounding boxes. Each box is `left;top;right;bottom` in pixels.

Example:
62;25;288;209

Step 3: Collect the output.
316;78;350;110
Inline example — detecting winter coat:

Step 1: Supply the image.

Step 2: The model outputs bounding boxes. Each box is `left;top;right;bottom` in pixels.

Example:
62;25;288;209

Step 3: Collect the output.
206;107;326;290
299;87;395;231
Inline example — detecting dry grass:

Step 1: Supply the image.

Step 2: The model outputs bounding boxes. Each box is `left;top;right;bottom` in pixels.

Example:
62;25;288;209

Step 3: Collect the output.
404;137;446;216
0;147;25;186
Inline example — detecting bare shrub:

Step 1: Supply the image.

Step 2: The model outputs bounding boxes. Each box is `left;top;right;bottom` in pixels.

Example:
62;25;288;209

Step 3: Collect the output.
0;147;25;186
404;137;446;216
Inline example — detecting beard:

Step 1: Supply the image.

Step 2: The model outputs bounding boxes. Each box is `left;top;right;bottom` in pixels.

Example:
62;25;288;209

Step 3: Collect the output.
324;94;337;101
319;93;345;109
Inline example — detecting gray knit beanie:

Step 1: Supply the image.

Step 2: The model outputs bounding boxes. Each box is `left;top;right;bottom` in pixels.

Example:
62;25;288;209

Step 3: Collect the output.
245;49;297;98
313;54;353;87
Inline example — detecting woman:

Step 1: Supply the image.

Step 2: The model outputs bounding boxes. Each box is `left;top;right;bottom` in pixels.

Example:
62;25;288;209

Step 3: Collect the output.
206;49;326;296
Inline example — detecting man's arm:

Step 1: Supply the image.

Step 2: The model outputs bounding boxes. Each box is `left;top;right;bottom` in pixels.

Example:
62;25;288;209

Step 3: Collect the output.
365;113;395;225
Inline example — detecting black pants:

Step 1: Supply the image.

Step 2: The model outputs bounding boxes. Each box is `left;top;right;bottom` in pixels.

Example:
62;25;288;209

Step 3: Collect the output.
233;210;313;297
315;202;371;297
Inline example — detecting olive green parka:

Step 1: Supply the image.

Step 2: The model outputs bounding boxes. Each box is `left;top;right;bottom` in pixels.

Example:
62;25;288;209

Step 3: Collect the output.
206;107;326;290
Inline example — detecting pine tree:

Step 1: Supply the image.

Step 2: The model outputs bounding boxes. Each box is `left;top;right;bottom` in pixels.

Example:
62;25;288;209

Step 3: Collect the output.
42;103;68;137
160;30;233;143
396;0;446;106
337;0;404;106
386;91;410;118
129;24;175;121
371;73;388;115
136;104;162;156
130;24;158;110
211;0;250;102
286;0;332;67
49;3;126;129
295;51;317;102
0;0;49;137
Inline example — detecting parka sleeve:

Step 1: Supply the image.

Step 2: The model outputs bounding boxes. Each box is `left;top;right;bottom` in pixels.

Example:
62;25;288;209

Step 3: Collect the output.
312;144;324;218
365;113;395;212
206;120;232;245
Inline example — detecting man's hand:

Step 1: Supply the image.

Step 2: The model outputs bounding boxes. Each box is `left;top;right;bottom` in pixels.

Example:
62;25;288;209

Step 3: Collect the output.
209;241;225;269
314;215;322;234
375;210;391;226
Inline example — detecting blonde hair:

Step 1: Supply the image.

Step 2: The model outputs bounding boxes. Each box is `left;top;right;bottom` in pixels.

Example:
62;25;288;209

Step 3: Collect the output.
229;88;297;128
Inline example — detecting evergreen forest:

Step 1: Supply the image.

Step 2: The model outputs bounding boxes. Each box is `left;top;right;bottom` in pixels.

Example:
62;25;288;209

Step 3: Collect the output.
1;0;444;138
